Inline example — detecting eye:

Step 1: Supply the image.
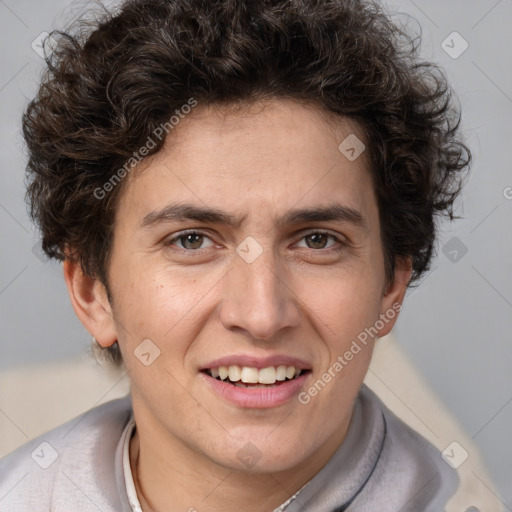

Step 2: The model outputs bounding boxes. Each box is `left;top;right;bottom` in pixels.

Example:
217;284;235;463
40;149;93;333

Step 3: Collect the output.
165;229;345;253
166;230;215;250
296;230;343;251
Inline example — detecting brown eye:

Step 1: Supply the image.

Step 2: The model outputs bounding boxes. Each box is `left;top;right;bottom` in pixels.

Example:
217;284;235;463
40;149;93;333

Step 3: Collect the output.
167;231;214;250
297;231;340;250
180;233;204;249
305;233;330;249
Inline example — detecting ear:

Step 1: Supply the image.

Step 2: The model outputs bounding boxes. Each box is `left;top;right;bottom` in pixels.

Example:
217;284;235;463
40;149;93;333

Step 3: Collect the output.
377;257;412;337
62;258;118;348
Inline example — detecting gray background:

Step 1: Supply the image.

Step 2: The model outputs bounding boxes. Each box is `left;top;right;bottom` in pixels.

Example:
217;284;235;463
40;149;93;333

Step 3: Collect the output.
1;0;511;506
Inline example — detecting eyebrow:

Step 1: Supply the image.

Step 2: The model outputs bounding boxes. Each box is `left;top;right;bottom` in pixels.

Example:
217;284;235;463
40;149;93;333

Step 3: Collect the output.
140;202;366;230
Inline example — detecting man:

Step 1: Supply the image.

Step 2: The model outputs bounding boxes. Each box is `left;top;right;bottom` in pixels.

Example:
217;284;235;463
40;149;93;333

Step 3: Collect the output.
0;0;471;510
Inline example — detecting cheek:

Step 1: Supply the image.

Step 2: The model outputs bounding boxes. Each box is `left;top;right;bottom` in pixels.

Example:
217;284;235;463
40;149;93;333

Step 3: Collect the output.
301;267;384;339
297;274;381;419
111;264;203;354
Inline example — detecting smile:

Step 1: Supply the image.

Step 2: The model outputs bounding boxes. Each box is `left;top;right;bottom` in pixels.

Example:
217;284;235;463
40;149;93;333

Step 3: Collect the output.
200;365;312;408
204;365;306;387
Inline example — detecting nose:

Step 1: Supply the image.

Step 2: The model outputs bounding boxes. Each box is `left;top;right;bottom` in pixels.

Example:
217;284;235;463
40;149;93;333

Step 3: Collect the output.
218;244;301;341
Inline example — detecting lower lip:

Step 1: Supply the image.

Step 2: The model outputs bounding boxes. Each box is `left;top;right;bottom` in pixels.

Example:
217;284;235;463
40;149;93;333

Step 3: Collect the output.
200;371;310;409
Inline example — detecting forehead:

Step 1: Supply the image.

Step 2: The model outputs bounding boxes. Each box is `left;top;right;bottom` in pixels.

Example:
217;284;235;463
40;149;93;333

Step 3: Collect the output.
116;98;377;228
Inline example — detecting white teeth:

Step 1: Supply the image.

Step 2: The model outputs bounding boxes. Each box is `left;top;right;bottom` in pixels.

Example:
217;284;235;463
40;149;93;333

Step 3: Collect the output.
276;365;287;381
240;366;259;383
218;366;229;380
258;366;277;384
228;365;241;382
208;365;305;384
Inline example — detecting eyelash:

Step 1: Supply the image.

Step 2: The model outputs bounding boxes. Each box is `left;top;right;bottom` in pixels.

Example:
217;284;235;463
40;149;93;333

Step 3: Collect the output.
165;229;347;254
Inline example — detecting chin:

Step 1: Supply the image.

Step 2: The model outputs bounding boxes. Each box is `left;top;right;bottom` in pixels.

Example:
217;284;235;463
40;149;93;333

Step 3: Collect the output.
208;432;316;474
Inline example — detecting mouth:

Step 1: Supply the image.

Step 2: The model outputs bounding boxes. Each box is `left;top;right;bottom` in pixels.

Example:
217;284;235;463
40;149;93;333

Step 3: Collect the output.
201;365;311;388
199;356;312;408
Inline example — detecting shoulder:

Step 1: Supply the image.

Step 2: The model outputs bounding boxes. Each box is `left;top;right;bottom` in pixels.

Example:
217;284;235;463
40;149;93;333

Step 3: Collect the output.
0;395;133;512
352;385;459;512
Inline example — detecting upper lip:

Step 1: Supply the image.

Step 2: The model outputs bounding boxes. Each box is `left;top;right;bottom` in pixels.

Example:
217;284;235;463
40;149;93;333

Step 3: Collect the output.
200;354;312;371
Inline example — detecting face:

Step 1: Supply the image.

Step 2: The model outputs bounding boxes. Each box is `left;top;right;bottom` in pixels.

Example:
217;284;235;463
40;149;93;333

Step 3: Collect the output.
67;99;409;476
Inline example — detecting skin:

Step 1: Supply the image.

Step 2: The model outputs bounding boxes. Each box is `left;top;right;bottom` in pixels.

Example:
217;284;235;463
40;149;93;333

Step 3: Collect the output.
64;98;411;512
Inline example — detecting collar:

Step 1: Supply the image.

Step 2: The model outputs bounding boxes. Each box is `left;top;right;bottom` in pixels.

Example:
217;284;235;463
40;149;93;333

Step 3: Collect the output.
122;419;142;512
277;384;386;511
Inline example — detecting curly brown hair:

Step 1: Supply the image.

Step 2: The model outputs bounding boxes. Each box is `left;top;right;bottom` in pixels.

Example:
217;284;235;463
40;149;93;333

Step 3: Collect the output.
23;0;471;366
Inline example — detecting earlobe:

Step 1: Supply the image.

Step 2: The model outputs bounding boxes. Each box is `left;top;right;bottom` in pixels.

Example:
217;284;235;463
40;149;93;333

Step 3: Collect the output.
377;257;413;337
62;259;118;348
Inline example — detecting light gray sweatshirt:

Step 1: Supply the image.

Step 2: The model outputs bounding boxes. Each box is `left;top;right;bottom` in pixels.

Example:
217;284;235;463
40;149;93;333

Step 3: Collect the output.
0;384;458;511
